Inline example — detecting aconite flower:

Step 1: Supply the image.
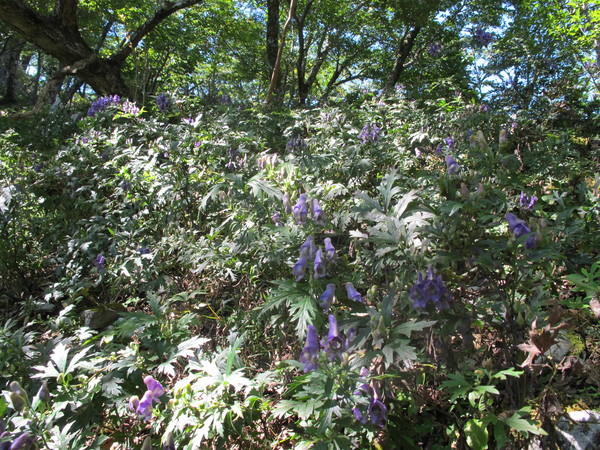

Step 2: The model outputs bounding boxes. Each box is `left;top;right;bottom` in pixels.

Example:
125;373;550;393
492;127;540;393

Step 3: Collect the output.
292;194;309;225
409;267;452;310
299;325;320;372
445;155;460;174
292;256;308;281
321;314;347;362
323;238;335;261
94;254;106;272
313;248;326;279
346;283;363;302
319;283;335;311
506;213;536;249
311;199;326;225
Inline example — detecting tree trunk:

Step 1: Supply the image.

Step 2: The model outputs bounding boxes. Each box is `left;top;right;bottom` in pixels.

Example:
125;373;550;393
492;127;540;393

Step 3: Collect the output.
265;0;297;106
384;26;421;92
0;0;203;100
266;0;279;73
0;35;24;104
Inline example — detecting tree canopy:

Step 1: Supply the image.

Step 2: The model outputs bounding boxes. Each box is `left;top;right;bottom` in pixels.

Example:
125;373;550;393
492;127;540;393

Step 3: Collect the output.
0;0;597;113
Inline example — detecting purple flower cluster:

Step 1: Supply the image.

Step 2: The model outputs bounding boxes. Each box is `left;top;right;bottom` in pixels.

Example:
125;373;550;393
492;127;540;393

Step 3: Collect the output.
445;155;460;174
292;236;335;281
445;136;455;149
156;93;170;112
121;100;140;115
87;95;121;116
0;430;35;450
226;146;246;171
506;213;536;249
300;315;353;371
286;137;308;153
318;282;363;312
359;123;381;143
352;370;387;427
474;28;493;46
519;192;538;210
409;267;452;310
128;375;164;421
429;43;442;56
291;195;326;226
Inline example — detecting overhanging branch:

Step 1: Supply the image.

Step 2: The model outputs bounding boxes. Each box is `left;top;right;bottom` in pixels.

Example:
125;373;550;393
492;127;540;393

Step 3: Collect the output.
112;0;204;64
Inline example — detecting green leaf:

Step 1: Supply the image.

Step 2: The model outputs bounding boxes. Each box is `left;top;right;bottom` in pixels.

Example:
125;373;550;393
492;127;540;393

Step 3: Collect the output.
501;412;547;437
247;176;282;199
392;320;437;338
465;419;489;450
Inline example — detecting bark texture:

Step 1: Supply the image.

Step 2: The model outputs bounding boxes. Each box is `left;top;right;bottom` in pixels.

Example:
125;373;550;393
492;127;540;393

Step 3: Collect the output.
0;0;203;98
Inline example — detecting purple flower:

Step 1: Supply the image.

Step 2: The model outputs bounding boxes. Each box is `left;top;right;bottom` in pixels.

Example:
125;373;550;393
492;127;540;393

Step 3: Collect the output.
156;93;170;112
323;238;335;261
292;256;308;281
87;95;121;116
409;267;452;310
272;212;283;226
353;406;367;424
9;432;34;450
519;192;538;210
506;213;531;238
292;194;309;225
138;247;150;255
121;100;140;115
137;390;154;421
445;136;455;149
33;164;43;173
131;376;164;422
322;314;346;361
311;199;326;225
368;398;388;427
506;213;537;248
474;28;493;46
94;254;106;272
445;155;460;174
352;371;386;426
299;325;320;372
346;282;363;302
144;376;164;397
319;283;336;311
479;103;490;113
414;148;422;158
286;137;307;153
121;180;131;191
359;124;381;143
429;43;442;55
299;236;317;260
313;248;327;280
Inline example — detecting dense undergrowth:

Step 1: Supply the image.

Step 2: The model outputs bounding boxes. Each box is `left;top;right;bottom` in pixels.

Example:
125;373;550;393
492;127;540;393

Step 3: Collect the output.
1;93;599;449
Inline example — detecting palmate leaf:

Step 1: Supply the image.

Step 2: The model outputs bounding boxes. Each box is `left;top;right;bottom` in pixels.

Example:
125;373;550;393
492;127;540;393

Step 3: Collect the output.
289;293;319;340
392;320;437;338
247;175;282;199
378;169;402;213
257;280;317;338
157;336;210;377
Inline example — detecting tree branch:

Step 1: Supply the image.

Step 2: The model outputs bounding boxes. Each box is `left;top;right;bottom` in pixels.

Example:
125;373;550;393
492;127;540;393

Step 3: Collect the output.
112;0;203;64
53;0;79;28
